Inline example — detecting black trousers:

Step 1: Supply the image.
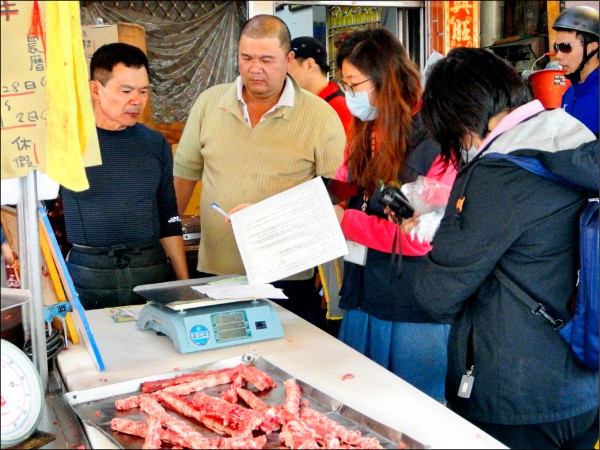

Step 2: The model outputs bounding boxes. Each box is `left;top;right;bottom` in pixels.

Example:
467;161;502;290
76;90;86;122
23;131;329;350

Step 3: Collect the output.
271;273;321;326
66;241;175;310
470;406;599;450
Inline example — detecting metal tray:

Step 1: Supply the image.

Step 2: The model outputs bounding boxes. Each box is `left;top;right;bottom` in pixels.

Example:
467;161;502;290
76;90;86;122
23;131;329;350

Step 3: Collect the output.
64;353;427;449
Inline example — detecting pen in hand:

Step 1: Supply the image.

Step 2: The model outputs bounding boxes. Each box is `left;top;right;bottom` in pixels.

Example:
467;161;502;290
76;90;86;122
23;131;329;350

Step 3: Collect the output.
210;202;231;220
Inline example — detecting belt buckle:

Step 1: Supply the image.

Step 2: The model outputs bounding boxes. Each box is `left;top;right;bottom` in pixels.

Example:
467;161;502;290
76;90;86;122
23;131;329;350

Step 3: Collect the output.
111;249;131;269
107;244;127;256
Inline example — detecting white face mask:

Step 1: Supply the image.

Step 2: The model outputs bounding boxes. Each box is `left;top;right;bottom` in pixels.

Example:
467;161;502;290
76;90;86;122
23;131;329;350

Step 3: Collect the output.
345;88;377;121
461;145;478;163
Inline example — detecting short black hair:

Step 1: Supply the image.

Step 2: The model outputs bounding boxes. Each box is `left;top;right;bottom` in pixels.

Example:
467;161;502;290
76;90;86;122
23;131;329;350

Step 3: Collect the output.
90;42;150;84
240;14;291;53
421;47;532;168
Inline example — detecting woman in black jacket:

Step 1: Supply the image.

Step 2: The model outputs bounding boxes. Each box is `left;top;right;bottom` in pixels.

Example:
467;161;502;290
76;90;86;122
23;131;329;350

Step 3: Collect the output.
413;48;598;449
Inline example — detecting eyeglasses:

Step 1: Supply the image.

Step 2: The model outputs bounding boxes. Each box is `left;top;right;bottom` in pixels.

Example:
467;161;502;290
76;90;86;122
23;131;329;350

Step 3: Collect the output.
553;41;584;54
338;78;371;97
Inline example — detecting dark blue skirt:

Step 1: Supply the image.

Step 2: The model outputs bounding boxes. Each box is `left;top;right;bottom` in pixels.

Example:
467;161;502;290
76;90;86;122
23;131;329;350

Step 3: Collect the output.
339;308;450;402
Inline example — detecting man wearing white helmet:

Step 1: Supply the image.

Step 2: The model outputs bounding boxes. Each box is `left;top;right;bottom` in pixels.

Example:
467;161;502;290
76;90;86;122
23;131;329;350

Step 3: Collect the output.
552;5;599;136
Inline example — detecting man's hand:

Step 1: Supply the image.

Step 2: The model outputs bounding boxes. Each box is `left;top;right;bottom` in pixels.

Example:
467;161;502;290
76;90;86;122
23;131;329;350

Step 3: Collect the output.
226;203;253;223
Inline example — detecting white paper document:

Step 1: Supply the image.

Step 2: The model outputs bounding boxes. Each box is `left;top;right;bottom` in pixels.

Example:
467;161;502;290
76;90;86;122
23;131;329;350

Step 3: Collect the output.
192;283;288;299
231;177;348;285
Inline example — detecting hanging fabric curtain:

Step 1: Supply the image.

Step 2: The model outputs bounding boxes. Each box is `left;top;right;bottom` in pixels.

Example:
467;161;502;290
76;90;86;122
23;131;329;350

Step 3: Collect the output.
80;2;247;123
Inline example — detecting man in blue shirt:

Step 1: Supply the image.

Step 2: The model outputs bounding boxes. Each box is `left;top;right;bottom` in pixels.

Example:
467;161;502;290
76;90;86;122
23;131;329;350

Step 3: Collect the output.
553;6;599;136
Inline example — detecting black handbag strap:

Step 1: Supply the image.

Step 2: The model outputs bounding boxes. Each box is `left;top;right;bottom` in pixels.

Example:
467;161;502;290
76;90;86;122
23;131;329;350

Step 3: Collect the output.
493;267;565;331
324;89;345;103
389;226;403;280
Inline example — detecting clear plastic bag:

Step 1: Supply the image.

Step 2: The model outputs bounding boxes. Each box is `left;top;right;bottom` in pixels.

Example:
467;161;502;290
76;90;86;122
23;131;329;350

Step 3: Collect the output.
400;176;452;243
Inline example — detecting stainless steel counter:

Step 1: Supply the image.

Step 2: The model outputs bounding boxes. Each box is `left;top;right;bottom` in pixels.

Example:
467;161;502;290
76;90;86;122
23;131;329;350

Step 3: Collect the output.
22;365;89;450
56;293;507;449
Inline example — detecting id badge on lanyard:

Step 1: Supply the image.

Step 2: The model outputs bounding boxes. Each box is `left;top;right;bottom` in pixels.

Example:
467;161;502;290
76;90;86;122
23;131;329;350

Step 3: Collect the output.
344;240;367;266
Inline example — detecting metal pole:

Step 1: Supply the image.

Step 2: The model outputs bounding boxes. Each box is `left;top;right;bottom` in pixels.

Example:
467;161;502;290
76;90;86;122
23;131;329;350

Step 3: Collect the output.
480;1;503;49
17;192;31;343
22;171;48;392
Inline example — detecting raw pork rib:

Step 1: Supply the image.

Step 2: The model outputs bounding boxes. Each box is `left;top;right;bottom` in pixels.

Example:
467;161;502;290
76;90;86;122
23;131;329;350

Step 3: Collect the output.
191;391;263;437
142;415;162;449
111;363;385;449
240;364;277;391
301;408;384;449
279;419;319;449
283;378;302;417
141;365;242;393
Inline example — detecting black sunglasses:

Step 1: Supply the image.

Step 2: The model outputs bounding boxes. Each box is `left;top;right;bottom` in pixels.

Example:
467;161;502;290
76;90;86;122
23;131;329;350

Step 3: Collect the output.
553;41;584;54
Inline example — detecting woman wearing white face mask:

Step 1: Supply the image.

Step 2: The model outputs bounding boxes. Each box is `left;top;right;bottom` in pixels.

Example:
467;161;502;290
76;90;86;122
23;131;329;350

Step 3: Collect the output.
342;77;377;121
331;28;457;403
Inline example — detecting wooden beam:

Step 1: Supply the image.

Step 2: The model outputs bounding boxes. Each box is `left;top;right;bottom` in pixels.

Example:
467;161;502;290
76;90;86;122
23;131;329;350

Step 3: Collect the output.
547;1;562;52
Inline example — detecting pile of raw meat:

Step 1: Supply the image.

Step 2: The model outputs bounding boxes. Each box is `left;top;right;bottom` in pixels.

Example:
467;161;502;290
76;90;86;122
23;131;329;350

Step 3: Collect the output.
110;363;383;449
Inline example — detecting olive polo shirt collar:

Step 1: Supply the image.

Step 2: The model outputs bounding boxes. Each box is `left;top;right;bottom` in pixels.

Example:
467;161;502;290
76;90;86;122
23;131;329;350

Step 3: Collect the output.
234;75;296;127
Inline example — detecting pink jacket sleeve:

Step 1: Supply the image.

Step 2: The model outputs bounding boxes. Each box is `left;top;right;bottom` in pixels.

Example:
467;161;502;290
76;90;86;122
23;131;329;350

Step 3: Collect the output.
334;155;457;257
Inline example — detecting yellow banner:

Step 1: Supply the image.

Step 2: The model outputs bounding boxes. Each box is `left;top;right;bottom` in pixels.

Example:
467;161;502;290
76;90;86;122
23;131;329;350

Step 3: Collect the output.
1;1;101;190
46;1;101;191
1;0;48;179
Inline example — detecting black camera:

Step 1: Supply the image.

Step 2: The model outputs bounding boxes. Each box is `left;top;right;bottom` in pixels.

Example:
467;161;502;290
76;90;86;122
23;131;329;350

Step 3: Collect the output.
379;185;414;219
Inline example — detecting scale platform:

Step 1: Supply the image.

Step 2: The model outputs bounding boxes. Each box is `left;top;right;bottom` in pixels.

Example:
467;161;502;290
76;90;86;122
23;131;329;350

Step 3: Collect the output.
134;278;284;354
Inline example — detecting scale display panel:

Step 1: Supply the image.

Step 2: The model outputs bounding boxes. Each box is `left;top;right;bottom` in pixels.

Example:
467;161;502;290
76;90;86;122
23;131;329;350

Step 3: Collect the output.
211;310;251;342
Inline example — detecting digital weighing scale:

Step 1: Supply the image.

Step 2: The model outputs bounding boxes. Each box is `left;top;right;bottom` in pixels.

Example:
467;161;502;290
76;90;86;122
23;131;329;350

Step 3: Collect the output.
134;278;284;354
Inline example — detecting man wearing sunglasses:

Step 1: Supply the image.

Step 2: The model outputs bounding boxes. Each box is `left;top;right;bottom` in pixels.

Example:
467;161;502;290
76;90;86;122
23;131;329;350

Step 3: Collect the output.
552;6;599;136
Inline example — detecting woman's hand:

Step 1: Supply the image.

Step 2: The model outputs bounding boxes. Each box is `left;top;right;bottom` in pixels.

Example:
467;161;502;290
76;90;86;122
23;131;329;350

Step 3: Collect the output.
384;206;420;234
383;206;399;224
399;215;420;235
333;205;345;224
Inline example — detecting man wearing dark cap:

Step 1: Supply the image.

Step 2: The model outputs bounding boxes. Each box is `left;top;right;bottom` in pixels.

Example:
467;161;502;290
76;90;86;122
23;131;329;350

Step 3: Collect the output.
289;36;352;137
